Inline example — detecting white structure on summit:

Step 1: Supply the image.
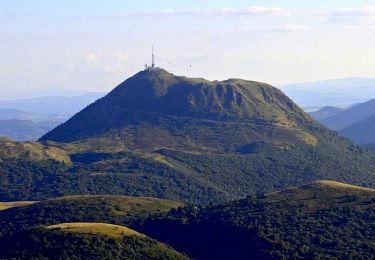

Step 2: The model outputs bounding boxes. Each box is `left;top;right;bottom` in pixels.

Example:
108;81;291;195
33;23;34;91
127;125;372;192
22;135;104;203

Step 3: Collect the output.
145;45;157;71
152;45;155;68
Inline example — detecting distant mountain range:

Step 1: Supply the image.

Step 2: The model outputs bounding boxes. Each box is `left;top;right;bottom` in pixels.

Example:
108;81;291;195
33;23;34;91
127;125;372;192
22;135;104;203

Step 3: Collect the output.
0;119;62;141
0;93;104;141
308;106;346;121
281;77;375;107
0;93;105;114
310;99;375;147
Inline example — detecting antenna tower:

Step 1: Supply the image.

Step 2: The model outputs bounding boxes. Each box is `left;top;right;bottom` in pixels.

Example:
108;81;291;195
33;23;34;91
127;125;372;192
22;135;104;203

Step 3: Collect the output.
152;45;155;68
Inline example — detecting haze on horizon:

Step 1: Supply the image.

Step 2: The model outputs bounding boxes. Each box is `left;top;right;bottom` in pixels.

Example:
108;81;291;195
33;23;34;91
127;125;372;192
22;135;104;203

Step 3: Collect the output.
1;0;375;99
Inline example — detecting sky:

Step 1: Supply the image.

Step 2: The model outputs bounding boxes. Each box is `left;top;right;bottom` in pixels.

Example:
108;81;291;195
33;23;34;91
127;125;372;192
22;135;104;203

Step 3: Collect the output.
2;0;375;99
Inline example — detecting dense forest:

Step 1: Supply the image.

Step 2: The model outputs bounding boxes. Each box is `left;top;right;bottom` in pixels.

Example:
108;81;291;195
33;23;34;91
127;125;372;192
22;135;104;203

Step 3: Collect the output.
1;136;375;205
0;226;187;260
1;181;374;259
137;182;375;259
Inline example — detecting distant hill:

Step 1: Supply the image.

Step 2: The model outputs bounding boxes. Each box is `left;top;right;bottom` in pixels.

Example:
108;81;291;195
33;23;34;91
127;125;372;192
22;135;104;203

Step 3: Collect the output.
138;181;375;259
306;99;375;146
320;99;375;130
0;93;104;114
0;119;64;141
339;114;375;145
0;195;187;259
0;109;33;120
0;94;104;141
0;195;181;237
308;106;346;121
281;77;375;107
0;222;187;259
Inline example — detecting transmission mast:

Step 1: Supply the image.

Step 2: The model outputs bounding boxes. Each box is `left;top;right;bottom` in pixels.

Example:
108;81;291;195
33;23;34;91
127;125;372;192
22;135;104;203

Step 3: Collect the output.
152;45;155;68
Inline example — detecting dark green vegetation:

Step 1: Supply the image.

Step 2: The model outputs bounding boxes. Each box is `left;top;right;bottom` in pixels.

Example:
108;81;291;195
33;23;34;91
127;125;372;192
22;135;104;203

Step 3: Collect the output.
1;182;374;259
0;196;187;259
0;223;187;260
1;69;375;204
0;195;181;235
137;181;375;259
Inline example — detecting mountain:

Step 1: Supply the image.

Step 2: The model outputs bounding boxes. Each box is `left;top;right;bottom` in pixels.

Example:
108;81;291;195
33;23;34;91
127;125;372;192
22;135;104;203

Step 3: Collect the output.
41;68;317;145
308;106;346;121
138;181;375;259
2;69;375;204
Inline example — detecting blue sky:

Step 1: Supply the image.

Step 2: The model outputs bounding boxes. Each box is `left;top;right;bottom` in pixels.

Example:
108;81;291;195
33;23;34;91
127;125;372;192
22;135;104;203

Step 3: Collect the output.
1;1;375;98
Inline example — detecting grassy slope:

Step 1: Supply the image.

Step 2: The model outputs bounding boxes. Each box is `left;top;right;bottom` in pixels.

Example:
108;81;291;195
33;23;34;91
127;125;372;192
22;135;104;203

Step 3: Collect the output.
0;222;188;260
0;201;37;211
0;136;70;164
0;195;182;235
263;180;375;213
0;195;187;259
46;222;145;239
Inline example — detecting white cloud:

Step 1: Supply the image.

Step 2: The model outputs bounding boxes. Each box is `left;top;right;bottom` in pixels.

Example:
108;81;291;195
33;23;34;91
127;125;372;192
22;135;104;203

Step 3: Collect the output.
157;6;290;16
322;6;375;28
92;6;291;20
240;24;308;33
329;6;375;17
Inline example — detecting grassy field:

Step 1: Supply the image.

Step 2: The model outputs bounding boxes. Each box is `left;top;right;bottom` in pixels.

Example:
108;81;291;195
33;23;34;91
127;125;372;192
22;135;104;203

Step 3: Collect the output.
48;195;183;216
0;136;71;163
314;180;375;192
265;180;375;213
0;195;183;236
46;222;145;239
0;201;37;211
